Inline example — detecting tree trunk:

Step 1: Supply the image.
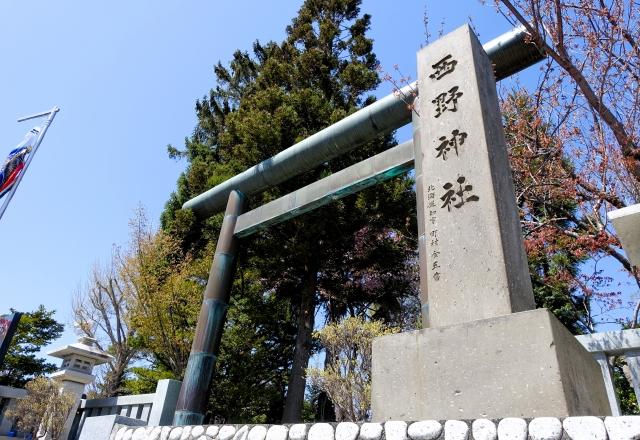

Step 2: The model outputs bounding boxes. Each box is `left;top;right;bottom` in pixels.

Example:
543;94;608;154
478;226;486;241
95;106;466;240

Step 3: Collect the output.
315;299;336;422
281;268;317;422
314;356;336;422
102;355;129;396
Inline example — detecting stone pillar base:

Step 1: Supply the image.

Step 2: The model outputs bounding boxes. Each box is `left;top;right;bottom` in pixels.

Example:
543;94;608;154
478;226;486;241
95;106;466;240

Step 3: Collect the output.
371;309;611;420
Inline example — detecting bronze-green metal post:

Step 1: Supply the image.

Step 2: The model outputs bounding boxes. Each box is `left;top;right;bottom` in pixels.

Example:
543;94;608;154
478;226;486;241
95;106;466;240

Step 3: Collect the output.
173;190;247;425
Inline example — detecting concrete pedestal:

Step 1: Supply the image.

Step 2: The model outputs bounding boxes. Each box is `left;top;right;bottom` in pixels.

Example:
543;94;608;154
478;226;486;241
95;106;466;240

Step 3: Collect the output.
78;415;145;440
371;309;611;421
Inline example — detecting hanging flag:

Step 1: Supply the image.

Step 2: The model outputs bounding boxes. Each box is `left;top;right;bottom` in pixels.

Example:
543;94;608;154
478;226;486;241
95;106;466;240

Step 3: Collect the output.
0;127;40;199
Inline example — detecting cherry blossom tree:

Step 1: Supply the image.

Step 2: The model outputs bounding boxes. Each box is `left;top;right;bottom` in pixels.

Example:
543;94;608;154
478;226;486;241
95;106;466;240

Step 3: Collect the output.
492;0;640;329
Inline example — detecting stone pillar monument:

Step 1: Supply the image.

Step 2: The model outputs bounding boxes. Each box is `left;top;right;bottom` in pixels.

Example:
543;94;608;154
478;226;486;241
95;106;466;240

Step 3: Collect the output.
371;25;611;420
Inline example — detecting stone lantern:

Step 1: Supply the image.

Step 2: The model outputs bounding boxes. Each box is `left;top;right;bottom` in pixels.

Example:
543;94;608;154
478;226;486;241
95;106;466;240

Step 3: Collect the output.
48;335;113;395
47;335;113;440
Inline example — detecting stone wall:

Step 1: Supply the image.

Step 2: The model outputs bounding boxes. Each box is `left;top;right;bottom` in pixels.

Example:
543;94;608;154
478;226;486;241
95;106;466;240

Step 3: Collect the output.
111;417;640;440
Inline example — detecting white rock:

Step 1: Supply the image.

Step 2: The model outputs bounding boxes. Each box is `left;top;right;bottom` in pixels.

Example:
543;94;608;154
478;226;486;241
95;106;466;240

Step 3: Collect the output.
266;425;288;440
132;428;146;440
529;418;562;440
385;421;408;440
206;426;220;439
149;426;162;440
563;417;607;440
123;429;134;440
248;426;267;440
407;421;441;440
605;416;640;440
289;424;308;440
497;418;527;440
219;426;237;440
308;423;334;440
147;427;156;435
161;426;172;440
169;428;184;440
471;420;495;440
199;437;209;440
115;427;128;440
192;427;206;439
444;420;468;440
359;423;383;440
181;426;193;440
233;426;249;440
336;423;359;440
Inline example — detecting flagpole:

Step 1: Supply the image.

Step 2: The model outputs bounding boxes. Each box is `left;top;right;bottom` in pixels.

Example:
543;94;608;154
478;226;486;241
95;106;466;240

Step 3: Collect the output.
0;106;60;221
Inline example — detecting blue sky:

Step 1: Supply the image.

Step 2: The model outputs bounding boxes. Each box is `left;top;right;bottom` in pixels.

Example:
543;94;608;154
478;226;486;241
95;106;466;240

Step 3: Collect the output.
0;1;550;364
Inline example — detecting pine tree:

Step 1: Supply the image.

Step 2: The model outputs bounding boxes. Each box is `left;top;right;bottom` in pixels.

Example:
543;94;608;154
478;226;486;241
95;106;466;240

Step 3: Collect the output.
0;306;64;388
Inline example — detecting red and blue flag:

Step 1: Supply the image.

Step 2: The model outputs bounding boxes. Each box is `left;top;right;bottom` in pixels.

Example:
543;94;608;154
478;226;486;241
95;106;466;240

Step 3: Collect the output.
0;127;40;199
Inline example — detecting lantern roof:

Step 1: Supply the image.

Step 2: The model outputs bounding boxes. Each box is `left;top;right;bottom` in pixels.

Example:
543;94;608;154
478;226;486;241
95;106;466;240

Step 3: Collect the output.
47;335;113;365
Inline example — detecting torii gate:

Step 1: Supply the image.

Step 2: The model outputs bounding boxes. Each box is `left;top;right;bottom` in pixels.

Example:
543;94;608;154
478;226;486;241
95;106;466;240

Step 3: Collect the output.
172;26;546;425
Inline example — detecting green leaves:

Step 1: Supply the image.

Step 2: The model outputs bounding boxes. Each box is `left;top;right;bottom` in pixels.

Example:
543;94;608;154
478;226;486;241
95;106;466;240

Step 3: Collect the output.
307;317;398;421
159;0;419;421
502;91;590;334
6;377;75;439
0;305;64;388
